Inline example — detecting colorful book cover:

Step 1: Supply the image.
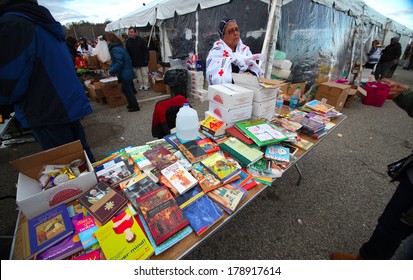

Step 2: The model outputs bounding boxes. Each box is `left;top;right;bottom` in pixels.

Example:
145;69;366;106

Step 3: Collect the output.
78;181;129;225
163;133;182;149
200;115;225;136
196;138;219;154
304;99;334;113
106;146;141;176
126;145;152;170
177;140;209;164
22;204;74;259
71;249;101;260
235;119;288;147
136;186;190;245
122;173;160;209
175;186;223;235
225;126;254;145
206;183;247;214
190;162;222;193
95;209;154;260
232;169;254;188
200;152;241;183
265;145;290;162
137;213;193;255
160;162;198;195
36;231;83;260
173;150;193;171
74;216;99;249
143;146;178;170
219;137;264;167
299;117;325;133
94;155;132;186
291;137;314;151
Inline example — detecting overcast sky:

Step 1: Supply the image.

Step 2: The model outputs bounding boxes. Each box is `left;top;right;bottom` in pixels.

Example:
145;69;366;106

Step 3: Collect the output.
37;0;413;30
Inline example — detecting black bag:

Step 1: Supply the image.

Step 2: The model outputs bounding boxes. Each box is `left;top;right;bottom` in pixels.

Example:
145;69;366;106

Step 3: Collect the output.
387;153;413;181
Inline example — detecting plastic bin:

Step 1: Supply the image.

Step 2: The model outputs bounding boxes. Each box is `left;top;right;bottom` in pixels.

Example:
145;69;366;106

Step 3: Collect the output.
164;69;188;97
362;82;390;107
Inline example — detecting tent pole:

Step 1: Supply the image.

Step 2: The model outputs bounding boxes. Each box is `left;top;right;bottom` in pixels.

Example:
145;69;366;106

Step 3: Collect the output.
358;5;365;85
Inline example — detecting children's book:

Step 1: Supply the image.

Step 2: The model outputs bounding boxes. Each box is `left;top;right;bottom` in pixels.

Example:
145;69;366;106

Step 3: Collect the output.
122;173;160;209
136;186;190;245
235;119;288;147
206;183;247;214
173;150;193;170
200;152;241;184
160;162;198;195
175;186;223;236
74;216;99;249
299;117;326;133
265;145;290;163
190;162;222;193
137;213;193;255
163;133;182;149
304;99;334;114
78;181;128;225
143;146;178;170
219;137;264;167
200;115;226;136
94;155;132;186
196;138;219;154
301;127;328;139
95;209;154;260
291;137;314;151
106;146;141;175
22;203;74;259
177;140;209;164
36;231;83;260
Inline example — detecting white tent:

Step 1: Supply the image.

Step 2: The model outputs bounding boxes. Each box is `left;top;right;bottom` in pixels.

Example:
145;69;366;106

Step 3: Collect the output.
106;0;412;83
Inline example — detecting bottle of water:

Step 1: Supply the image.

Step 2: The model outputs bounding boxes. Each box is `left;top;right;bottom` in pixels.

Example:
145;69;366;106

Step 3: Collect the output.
176;103;199;141
289;86;301;111
274;92;284;117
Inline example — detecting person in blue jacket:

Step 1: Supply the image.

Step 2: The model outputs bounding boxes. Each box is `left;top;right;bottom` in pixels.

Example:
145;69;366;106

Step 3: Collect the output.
0;0;95;162
106;32;140;112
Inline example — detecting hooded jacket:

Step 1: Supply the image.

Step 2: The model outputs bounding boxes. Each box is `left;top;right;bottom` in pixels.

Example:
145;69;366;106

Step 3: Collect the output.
125;36;149;68
0;1;92;128
108;43;134;81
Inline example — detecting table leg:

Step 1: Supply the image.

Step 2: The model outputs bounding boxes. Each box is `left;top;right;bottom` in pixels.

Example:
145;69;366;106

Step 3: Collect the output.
295;164;303;186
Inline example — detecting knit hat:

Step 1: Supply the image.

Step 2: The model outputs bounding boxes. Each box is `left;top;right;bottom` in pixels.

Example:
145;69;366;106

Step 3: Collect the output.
218;18;236;38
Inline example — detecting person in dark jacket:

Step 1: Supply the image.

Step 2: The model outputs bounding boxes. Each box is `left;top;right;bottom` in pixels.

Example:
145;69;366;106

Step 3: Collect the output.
125;27;150;91
375;37;402;80
106;32;140;112
331;78;413;260
0;0;95;162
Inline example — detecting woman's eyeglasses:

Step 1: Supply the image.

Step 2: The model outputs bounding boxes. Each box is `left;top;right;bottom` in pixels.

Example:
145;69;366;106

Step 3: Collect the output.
226;27;240;35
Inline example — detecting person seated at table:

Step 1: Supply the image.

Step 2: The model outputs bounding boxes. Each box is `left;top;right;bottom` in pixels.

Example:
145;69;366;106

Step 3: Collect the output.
206;18;265;85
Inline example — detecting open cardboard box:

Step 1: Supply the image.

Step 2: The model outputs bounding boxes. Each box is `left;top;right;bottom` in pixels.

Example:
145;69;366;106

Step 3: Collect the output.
11;141;97;219
232;73;281;102
345;86;367;108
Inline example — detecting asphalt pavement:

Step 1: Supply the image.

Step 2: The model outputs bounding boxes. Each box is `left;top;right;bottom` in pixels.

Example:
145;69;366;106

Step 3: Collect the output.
1;66;412;260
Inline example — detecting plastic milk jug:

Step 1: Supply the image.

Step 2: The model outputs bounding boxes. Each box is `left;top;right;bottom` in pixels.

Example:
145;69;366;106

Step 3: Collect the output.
176;103;199;141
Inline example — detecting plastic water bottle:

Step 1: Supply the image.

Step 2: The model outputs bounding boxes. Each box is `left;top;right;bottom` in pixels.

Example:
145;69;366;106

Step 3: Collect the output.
176;103;199;141
289;86;301;111
274;92;284;116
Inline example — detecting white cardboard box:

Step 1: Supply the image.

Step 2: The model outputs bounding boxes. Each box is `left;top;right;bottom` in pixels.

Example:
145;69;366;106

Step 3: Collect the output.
252;99;276;116
208;101;252;123
233;73;279;103
11;141;98;219
208;83;253;109
251;111;274;121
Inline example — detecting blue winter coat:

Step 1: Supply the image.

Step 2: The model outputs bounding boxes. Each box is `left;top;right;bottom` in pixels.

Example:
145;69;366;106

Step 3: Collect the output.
108;43;135;81
0;2;92;128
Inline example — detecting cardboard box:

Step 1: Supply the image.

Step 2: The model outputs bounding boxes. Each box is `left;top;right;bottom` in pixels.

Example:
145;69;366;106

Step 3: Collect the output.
148;51;158;72
87;55;99;70
11;141;98;219
87;82;105;99
233;74;279;103
149;74;167;93
315;82;351;111
106;95;127;108
100;77;122;97
208;102;252;123
251;111;274;121
208;83;253;109
252;99;276;116
287;82;307;96
345;86;367;108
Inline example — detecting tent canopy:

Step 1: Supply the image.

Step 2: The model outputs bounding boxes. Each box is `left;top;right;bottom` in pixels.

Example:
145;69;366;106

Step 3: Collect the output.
105;0;231;31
